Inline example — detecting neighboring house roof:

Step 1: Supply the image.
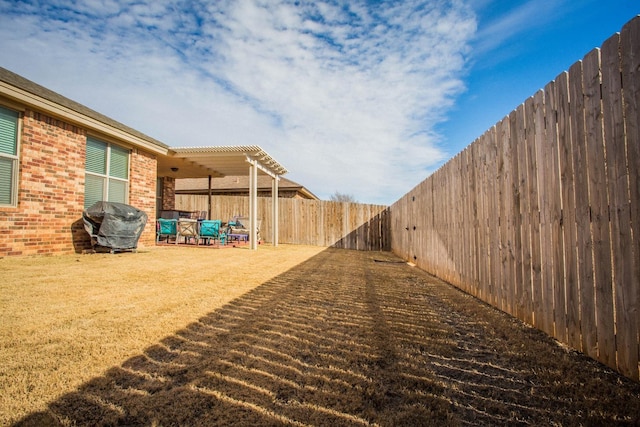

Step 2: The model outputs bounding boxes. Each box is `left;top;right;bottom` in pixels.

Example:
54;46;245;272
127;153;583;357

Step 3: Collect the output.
176;176;319;200
0;67;168;155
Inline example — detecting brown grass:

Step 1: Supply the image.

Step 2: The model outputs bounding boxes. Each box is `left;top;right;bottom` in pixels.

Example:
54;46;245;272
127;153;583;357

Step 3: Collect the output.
0;244;325;425
3;246;640;426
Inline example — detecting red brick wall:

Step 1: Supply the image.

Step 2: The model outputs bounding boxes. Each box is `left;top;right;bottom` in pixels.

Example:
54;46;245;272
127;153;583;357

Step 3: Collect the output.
130;149;158;247
0;108;158;257
162;177;175;210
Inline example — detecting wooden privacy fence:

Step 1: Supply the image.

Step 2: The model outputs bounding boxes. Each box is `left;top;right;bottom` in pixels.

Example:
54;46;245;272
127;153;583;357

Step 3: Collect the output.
391;17;640;381
175;195;390;251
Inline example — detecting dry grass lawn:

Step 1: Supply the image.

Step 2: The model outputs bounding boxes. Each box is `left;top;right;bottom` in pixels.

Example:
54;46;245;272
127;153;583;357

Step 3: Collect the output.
0;244;325;425
3;246;640;426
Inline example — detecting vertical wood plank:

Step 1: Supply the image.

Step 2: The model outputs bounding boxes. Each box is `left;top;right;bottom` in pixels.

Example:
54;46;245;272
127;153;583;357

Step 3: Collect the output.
480;133;492;302
583;47;616;369
450;158;458;283
462;149;473;290
529;91;545;332
427;178;435;272
462;149;470;289
475;136;488;301
443;165;452;281
488;126;501;307
470;142;482;296
497;117;513;315
620;15;640;382
606;25;640;380
468;146;476;292
518;101;533;325
531;89;554;335
569;59;596;358
544;79;567;342
509;110;524;320
557;70;581;351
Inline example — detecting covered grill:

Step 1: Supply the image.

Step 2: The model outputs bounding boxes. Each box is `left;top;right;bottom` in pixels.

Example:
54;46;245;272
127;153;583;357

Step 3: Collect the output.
82;201;148;252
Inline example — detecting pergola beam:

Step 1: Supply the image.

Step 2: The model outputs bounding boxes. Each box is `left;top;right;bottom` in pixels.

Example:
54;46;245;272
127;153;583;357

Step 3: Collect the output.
246;155;278;178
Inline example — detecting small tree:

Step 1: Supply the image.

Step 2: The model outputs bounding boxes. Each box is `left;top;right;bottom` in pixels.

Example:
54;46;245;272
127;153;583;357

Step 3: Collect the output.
329;192;357;203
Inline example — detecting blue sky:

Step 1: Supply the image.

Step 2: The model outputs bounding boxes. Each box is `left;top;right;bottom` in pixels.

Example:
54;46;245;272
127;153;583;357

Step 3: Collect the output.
0;1;637;205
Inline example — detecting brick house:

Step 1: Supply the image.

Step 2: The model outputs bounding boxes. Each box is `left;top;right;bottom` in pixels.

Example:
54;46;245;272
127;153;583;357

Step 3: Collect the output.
0;68;287;256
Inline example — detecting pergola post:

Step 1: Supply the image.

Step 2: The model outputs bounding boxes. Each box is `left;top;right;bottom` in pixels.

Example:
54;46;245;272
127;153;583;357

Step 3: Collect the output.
249;160;258;250
207;174;212;220
272;176;279;247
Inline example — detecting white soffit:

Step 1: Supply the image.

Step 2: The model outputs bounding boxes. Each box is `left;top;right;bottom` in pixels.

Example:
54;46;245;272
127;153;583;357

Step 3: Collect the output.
159;145;288;179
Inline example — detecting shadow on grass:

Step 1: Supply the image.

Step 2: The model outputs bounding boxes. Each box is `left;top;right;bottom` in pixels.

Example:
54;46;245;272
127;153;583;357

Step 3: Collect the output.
15;249;640;426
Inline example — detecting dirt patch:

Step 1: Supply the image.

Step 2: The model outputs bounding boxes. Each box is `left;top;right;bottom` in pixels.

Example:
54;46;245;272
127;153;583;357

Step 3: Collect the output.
7;248;640;426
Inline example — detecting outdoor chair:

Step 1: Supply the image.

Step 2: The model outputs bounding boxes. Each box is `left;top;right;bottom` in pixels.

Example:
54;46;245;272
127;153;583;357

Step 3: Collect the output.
157;218;177;243
198;219;225;245
227;216;261;243
176;218;199;245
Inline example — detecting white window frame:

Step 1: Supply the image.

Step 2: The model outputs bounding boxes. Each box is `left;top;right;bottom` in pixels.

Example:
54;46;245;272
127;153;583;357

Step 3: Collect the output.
0;105;20;207
84;137;130;209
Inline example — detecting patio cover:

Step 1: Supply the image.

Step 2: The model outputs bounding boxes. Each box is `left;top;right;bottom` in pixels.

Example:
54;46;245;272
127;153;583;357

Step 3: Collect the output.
157;145;287;249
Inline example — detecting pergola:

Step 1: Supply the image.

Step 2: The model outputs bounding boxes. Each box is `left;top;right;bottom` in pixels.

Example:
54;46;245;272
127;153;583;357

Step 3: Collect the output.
156;145;288;250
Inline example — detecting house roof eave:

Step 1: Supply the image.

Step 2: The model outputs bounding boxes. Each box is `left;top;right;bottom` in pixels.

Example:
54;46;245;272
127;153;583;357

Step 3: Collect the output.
0;68;169;156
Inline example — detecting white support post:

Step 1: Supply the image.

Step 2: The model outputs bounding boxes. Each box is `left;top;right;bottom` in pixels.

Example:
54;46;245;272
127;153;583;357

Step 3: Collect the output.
272;176;279;247
249;160;258;250
207;174;212;220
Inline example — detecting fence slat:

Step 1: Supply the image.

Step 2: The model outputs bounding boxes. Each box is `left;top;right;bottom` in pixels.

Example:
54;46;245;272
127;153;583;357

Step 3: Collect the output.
574;68;597;357
496;118;510;313
570;59;597;358
529;91;545;333
620;15;640;382
544;77;567;342
531;89;553;335
606;24;639;380
488;127;501;308
616;17;640;380
515;104;533;325
508;116;520;318
474;138;488;301
583;47;616;369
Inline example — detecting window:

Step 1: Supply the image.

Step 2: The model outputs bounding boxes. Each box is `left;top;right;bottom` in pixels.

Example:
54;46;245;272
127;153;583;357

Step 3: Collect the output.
0;106;19;206
84;137;129;209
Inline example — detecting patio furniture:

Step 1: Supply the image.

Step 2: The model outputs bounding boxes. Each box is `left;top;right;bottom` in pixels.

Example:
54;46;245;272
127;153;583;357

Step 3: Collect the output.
226;216;261;243
176;218;199;245
227;233;249;244
157;218;177;243
198;219;224;245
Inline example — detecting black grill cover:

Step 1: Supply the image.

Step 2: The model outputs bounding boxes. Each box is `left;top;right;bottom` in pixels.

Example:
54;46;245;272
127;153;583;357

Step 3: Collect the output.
82;201;148;250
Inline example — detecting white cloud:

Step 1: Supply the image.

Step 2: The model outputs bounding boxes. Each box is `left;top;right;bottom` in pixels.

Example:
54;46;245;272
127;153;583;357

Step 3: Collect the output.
469;0;584;59
0;0;476;204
